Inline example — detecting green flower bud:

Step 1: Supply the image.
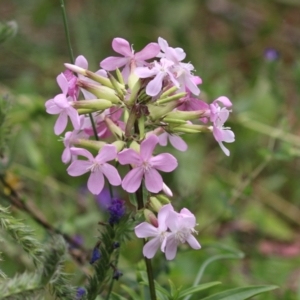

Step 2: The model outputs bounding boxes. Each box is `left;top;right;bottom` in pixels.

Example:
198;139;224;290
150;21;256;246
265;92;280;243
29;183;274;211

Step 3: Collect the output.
72;99;113;111
144;209;158;227
149;197;162;213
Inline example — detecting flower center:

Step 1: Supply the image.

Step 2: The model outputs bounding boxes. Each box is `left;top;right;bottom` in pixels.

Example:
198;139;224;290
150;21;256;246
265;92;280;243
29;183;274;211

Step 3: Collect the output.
88;161;101;173
142;161;152;173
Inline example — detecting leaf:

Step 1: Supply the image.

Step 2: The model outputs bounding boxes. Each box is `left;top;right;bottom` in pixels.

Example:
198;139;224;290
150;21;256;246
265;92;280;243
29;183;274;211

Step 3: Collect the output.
120;284;141;299
200;285;278;300
178;282;221;298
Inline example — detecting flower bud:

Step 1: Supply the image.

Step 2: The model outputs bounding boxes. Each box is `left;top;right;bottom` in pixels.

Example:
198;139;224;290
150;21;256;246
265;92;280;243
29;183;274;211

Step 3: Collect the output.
77;80;121;104
112;140;126;152
144;209;158;227
149;197;162;213
74;139;107;152
156;194;171;204
72;99;113;111
156;92;186;105
105;117;125;140
165;110;207;121
148;102;178;121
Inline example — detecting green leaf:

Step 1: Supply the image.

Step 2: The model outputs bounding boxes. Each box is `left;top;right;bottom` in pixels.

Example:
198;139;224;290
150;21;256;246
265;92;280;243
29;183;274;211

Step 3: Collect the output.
178;282;221;298
201;285;278;300
120;284;141;299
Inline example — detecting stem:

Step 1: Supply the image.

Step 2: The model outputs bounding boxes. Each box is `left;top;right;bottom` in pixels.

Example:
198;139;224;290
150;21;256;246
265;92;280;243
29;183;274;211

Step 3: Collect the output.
60;0;74;63
60;0;98;140
135;184;157;300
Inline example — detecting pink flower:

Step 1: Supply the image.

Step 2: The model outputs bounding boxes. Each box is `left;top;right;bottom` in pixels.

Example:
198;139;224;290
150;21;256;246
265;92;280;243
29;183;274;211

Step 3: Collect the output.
67;145;121;195
211;113;235;156
158;132;187;152
135;204;201;260
118;135;178;193
45;93;80;135
61;119;88;164
135;59;179;96
100;38;160;81
57;70;79;101
164;208;201;260
209;96;232;123
135;204;174;259
157;37;186;62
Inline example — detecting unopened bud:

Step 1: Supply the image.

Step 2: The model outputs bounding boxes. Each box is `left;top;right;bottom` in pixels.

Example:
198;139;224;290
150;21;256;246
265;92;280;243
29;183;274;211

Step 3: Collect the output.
156;92;186;105
156;194;171;204
77;80;120;104
148;102;178;121
112;140;126;152
74;139;106;152
72;99;113;111
149;197;162;213
144;209;158;227
105;117;125;140
165;110;207;121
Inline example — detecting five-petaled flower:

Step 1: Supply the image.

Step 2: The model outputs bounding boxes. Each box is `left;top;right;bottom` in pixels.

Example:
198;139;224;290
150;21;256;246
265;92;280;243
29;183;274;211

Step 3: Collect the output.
67;145;121;195
118;135;178;193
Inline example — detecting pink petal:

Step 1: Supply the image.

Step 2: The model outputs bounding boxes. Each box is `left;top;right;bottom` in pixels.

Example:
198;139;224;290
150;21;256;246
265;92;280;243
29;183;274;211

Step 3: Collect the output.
140;135;158;161
135;43;160;61
67;106;81;130
144;168;163;193
158;37;168;52
100;56;129;71
158;132;168;146
118;148;141;166
53;94;69;109
184;75;200;95
165;236;178;260
96;144;117;163
214;96;232;107
146;72;165;96
87;171;105;195
165;211;180;232
62;147;71;164
150;153;178;172
54;112;68;135
56;73;68;95
143;237;161;259
101;163;121;186
67;160;92;176
218;141;230;156
169;135;187;151
135;222;159;238
135;67;156;78
112;38;132;56
121;167;144;193
222;129;235;143
70;147;94;161
186;235;201;249
157;204;174;231
45;99;61;114
75;55;88;69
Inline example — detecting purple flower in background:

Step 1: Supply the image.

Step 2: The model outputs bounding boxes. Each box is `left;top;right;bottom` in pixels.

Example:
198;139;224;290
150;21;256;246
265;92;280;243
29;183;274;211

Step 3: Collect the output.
107;198;125;225
264;48;280;61
90;246;101;264
76;287;86;299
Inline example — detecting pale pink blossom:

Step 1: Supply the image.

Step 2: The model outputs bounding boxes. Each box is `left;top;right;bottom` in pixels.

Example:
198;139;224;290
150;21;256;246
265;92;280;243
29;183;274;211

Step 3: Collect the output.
61;118;88;164
157;37;186;62
164;208;201;260
100;38;160;81
135;204;174;259
45;94;81;135
210;106;235;156
118;135;178;193
56;70;79;101
135;59;179;96
67;145;121;195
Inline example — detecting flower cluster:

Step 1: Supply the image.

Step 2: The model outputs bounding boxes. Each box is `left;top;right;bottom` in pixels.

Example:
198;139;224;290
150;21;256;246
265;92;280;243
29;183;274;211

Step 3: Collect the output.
45;37;234;259
135;204;200;260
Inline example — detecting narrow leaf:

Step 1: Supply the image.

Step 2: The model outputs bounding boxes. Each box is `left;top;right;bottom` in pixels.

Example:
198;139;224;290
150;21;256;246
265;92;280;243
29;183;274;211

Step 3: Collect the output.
201;285;278;300
179;282;221;298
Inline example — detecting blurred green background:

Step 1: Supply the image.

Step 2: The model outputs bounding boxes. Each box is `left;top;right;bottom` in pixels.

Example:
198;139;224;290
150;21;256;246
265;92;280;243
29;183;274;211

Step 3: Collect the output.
1;0;300;299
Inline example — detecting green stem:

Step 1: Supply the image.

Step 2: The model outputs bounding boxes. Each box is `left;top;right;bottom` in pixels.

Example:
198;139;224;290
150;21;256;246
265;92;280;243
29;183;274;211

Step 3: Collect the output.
135;184;157;300
60;0;74;63
60;0;98;141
